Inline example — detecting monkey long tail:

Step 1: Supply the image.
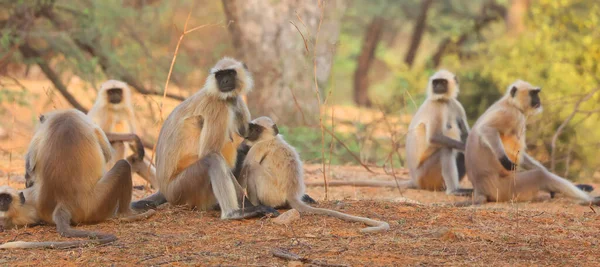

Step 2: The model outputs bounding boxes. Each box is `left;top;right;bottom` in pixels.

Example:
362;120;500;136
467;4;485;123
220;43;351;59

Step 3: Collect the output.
288;197;390;233
0;234;117;249
305;179;414;188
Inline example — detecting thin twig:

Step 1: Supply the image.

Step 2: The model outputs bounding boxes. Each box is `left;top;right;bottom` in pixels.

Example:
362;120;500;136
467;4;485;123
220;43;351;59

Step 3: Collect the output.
550;88;599;171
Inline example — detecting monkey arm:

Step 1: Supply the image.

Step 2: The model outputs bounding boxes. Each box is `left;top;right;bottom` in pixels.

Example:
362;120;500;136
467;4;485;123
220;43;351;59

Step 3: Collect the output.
24;149;37;188
94;128;113;163
479;126;517;171
521;153;546;171
197;113;228;159
430;133;465;151
234;98;251;138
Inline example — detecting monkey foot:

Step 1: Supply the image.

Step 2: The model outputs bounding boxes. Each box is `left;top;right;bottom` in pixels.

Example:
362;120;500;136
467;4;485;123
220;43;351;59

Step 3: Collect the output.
448;188;474;197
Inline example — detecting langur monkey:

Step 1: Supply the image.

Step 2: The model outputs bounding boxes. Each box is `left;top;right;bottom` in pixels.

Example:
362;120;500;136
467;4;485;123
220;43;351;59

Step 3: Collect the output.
88;80;156;188
307;71;471;194
0;109;155;249
0;186;37;229
459;80;599;206
238;117;390;233
131;58;278;219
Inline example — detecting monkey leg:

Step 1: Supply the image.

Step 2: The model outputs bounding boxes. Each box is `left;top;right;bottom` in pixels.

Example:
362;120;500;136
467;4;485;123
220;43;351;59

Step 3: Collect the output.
85;160;134;222
512;170;595;204
166;153;278;219
416;149;472;196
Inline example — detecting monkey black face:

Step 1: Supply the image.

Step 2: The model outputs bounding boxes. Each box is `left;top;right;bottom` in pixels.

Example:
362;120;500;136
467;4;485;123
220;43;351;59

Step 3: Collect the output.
432;78;448;94
106;88;123;104
529;89;541;108
246;122;279;142
246;123;264;142
0;193;14;212
215;69;237;92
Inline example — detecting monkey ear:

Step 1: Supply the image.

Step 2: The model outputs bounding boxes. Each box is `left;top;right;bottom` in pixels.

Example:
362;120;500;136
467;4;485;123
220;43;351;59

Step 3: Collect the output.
242;62;249;70
272;124;279;135
19;192;25;204
39;115;45;123
454;76;459;85
510;86;517;97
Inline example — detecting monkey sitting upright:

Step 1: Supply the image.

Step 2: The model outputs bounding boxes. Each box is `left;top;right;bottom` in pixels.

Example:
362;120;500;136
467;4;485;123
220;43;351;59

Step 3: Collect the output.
307;71;472;194
87;79;156;188
0;109;155;249
131;58;278;219
459;80;598;206
237;117;389;233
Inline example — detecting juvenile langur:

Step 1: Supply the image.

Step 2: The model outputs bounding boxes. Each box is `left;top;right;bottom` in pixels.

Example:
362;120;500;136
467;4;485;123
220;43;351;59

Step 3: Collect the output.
0;109;155;249
131;58;278;219
459;80;599;206
87;80;156;188
0;186;37;229
305;71;470;191
238;117;390;233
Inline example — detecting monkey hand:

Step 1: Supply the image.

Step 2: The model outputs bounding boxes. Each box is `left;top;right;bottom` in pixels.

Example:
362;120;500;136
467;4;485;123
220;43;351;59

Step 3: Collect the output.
499;155;517;171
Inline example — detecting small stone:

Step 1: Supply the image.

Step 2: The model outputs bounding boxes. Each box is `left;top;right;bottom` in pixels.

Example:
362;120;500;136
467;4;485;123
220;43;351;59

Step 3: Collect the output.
272;209;300;225
288;261;303;267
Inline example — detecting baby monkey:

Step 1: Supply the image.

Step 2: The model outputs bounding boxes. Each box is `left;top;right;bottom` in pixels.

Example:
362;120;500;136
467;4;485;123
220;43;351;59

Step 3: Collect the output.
236;117;389;233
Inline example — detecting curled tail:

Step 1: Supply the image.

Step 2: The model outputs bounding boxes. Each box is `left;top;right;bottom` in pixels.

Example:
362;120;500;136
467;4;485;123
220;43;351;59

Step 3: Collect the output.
305;179;415;189
288;196;389;233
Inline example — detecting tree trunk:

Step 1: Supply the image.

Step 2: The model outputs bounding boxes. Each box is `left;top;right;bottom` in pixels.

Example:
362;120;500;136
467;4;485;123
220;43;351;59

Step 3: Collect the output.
221;0;345;126
404;0;433;67
506;0;529;36
353;17;384;108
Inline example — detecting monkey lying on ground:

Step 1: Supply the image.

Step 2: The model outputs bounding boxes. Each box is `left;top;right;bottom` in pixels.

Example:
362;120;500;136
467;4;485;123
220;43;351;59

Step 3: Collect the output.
306;70;471;195
131;58;278;219
87;80;157;188
458;80;599;206
0;109;155;249
237;117;390;233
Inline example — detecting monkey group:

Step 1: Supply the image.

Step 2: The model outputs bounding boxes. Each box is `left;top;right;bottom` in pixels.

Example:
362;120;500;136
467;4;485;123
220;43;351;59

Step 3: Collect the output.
1;57;598;250
307;70;599;206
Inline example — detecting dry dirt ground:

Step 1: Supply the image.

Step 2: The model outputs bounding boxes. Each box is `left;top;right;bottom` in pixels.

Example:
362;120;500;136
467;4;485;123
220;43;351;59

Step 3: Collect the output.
1;78;600;266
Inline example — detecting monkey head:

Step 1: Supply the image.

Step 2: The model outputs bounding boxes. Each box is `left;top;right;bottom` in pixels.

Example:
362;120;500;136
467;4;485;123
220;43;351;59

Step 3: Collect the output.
206;57;253;99
98;80;132;107
507;80;542;115
244;116;279;146
427;69;459;101
0;186;25;217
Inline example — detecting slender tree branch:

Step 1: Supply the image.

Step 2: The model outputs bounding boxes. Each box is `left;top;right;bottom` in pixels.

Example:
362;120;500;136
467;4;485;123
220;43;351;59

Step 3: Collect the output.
18;43;88;113
550;88;600;171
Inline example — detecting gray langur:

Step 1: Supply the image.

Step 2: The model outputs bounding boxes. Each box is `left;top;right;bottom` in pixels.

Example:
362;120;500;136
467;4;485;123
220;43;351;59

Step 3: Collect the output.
0;109;155;249
131;58;278;219
238;117;390;233
458;80;598;206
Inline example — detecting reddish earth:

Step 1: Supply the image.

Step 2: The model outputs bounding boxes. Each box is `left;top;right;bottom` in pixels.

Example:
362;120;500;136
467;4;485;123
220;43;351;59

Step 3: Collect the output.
1;78;599;266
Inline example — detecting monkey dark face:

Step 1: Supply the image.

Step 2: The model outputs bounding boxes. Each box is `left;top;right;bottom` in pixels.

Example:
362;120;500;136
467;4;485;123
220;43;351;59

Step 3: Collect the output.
529;89;541;108
0;193;13;212
432;79;448;94
246;122;279;142
215;69;237;92
106;88;123;104
246;123;264;142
